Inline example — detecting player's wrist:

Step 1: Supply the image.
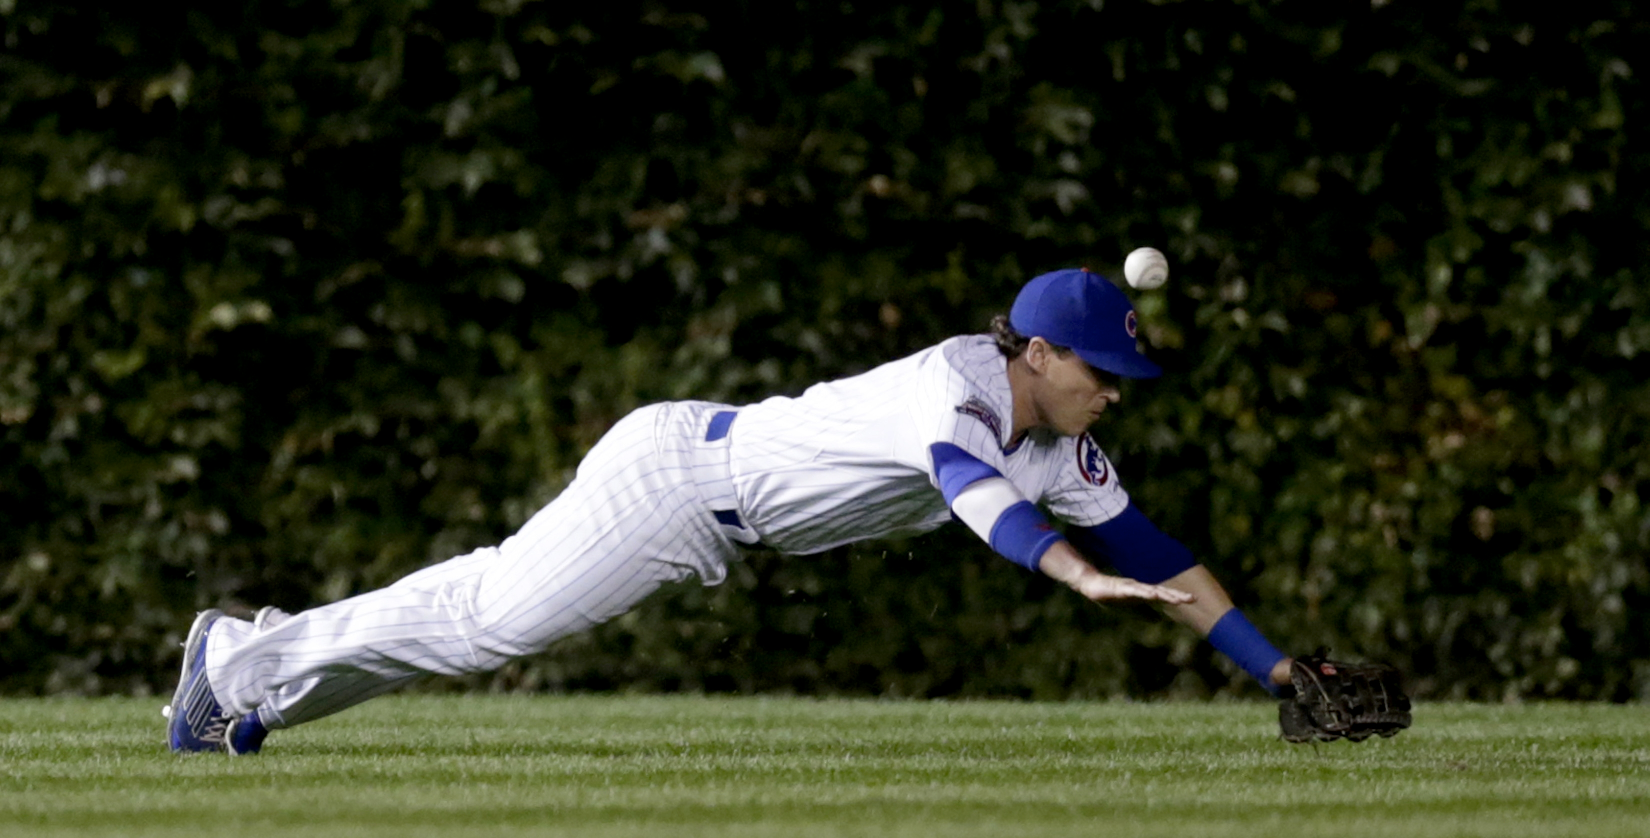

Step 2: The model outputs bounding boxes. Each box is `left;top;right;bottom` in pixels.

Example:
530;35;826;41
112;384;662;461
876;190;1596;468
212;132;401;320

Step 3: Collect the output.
1036;541;1094;588
1270;657;1294;686
1057;566;1096;592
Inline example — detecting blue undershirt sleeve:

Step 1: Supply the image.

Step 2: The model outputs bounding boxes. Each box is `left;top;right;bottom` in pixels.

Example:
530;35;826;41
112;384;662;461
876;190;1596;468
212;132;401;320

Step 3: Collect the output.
930;442;1067;572
929;442;1004;504
1065;503;1196;584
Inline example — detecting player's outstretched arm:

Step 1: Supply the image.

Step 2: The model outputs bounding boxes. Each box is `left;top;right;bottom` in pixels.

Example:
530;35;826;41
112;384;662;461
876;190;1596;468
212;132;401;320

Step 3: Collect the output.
1036;541;1195;605
1155;565;1235;633
1158;565;1292;688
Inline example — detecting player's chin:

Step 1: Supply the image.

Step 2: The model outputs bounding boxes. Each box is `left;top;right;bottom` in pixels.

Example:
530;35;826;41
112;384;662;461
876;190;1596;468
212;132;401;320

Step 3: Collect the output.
1060;416;1099;436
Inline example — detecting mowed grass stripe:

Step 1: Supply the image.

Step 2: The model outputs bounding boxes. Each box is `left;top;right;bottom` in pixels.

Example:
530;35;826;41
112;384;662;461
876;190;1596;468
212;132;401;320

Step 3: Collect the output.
3;696;1649;837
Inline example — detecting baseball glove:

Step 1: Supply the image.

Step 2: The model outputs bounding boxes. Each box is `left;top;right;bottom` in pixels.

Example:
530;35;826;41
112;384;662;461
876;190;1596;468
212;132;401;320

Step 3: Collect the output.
1278;651;1412;743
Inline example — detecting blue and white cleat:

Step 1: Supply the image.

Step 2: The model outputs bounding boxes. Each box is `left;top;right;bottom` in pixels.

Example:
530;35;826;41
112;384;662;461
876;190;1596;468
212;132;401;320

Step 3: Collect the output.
225;711;269;755
166;609;231;752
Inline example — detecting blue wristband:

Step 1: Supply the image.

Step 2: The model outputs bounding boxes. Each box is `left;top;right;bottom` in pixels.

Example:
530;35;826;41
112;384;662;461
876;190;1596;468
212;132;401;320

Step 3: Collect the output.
1206;609;1287;695
988;500;1066;572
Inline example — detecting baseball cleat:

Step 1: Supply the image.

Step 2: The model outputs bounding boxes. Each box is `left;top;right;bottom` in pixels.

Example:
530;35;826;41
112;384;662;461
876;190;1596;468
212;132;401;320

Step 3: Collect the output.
166;609;231;753
225;711;269;755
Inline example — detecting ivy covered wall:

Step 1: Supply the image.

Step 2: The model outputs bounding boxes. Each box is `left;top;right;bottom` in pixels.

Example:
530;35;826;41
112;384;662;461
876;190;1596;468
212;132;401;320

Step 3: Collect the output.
2;1;1646;699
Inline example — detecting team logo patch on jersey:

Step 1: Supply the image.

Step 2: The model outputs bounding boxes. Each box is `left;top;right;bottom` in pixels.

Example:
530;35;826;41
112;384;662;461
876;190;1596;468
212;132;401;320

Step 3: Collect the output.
1125;310;1138;338
1077;433;1111;486
955;395;1004;443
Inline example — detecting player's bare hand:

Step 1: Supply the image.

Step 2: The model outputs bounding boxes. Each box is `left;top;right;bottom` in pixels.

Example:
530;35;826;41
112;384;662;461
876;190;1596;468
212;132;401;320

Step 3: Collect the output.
1072;573;1196;604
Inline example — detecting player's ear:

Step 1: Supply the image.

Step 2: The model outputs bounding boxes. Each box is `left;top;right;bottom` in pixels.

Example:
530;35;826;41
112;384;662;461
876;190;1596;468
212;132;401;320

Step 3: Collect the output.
1024;337;1051;373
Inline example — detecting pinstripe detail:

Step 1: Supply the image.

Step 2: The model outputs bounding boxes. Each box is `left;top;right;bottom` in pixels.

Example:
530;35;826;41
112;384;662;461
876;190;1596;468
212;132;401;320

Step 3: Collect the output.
205;402;738;727
199;336;1138;733
726;335;1132;553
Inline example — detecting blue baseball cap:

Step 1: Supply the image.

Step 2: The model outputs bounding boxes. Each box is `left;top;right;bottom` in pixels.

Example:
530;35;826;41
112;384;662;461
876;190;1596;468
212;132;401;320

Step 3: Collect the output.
1009;268;1162;379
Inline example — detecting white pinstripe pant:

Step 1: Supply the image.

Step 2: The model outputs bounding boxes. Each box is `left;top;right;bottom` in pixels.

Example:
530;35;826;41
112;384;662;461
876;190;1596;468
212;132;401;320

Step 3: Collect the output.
204;401;750;729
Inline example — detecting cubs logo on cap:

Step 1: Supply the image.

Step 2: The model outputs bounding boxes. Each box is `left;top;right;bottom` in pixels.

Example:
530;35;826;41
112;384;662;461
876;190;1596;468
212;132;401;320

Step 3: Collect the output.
1009;268;1162;379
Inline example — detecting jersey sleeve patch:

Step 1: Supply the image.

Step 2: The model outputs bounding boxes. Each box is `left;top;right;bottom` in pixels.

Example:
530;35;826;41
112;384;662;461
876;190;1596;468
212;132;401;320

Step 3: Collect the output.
954;395;1005;445
1076;433;1111;486
1040;432;1131;527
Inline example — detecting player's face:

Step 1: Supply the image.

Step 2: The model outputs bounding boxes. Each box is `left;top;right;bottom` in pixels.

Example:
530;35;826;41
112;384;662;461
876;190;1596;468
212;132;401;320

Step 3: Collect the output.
1036;348;1122;436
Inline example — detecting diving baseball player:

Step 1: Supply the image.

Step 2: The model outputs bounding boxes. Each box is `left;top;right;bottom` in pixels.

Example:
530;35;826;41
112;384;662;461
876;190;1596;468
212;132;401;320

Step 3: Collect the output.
167;268;1291;754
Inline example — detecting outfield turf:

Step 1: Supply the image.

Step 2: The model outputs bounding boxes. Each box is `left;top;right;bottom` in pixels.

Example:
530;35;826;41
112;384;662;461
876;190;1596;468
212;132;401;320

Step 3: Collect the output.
4;696;1649;837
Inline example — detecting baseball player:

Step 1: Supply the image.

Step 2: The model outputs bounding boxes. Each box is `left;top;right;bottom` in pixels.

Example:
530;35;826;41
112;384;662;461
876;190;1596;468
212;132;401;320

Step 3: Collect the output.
167;268;1291;754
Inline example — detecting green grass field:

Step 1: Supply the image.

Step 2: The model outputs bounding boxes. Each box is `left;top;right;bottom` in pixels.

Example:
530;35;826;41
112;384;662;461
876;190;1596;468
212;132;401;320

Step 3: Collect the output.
4;696;1649;837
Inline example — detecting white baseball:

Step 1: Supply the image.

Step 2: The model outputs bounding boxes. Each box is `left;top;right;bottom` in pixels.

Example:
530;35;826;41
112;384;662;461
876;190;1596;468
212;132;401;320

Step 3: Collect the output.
1123;247;1169;290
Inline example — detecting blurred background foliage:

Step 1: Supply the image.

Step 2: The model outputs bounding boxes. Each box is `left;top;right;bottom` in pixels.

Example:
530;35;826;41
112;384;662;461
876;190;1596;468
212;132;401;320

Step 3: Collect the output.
2;0;1647;700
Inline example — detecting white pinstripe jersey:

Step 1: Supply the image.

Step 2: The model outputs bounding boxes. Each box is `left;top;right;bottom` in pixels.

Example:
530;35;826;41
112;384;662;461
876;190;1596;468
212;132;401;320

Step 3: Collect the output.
726;335;1132;555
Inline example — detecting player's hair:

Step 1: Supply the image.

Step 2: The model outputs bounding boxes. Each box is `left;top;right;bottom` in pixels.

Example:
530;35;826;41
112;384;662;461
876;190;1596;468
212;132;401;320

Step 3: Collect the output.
990;314;1071;360
990;315;1028;358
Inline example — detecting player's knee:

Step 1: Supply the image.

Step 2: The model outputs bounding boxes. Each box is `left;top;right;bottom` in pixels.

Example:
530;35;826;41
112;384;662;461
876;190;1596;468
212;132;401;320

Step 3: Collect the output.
458;611;576;672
